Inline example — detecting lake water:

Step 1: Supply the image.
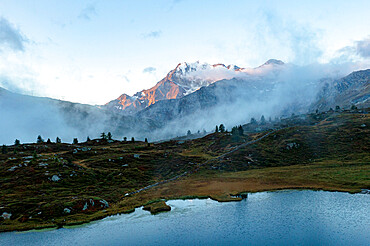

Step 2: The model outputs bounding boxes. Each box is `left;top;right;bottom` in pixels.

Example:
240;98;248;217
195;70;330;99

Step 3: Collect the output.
1;190;369;246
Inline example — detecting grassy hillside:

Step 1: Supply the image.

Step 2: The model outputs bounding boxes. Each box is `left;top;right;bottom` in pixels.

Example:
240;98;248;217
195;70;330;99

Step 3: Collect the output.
0;109;369;232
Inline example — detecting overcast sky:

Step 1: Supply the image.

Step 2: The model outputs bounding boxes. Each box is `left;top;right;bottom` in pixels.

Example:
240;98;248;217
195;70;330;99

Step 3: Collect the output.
0;0;369;104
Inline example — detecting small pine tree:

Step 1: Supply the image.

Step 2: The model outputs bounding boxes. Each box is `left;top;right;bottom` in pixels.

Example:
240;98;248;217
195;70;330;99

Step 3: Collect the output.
335;105;340;111
260;115;266;124
101;132;106;140
145;138;148;143
37;135;44;143
187;130;191;136
238;125;244;136
73;138;78;144
231;126;238;135
123;137;127;142
87;136;91;142
131;137;135;142
56;137;61;143
46;138;51;144
219;124;225;133
315;109;319;114
215;125;219;133
250;118;257;124
1;145;7;154
351;105;357;110
107;132;112;140
14;139;20;146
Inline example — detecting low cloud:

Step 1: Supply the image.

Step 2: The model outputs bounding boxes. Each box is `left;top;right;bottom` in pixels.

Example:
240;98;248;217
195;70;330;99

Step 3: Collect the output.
0;17;27;52
355;37;370;58
141;31;162;39
143;67;156;73
78;4;97;20
335;36;370;63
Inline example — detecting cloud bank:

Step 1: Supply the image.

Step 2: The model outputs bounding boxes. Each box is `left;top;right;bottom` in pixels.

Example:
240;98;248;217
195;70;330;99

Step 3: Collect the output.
0;17;27;52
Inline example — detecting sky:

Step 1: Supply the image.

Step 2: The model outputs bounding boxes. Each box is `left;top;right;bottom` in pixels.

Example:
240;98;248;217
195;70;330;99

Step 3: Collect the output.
0;0;369;105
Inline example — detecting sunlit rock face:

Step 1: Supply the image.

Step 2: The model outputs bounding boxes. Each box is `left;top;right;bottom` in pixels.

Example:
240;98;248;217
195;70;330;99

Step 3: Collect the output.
104;60;285;114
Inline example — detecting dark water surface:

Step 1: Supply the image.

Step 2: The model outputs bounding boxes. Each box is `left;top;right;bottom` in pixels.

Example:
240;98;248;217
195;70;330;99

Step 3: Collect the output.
1;190;369;245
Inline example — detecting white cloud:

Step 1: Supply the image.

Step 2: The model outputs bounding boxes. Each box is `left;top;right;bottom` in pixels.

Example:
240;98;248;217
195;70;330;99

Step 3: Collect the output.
0;17;27;52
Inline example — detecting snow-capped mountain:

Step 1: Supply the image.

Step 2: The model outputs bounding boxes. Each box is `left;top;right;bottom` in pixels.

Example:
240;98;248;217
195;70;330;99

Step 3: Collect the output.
104;59;285;114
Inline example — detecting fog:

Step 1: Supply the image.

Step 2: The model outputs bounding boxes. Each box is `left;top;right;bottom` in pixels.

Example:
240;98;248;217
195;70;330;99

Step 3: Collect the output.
146;62;367;140
0;60;368;145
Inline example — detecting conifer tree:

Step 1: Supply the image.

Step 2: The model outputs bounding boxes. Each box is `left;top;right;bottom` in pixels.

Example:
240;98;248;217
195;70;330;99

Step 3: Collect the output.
1;145;7;154
14;139;20;146
46;138;51;144
87;136;91;142
219;124;225;133
123;137;127;142
238;125;244;136
187;130;191;136
145;138;148;143
250;118;257;124
73;138;78;144
260;115;266;124
101;132;106;140
131;137;135;142
215;125;219;133
107;132;112;140
37;135;44;143
56;137;61;143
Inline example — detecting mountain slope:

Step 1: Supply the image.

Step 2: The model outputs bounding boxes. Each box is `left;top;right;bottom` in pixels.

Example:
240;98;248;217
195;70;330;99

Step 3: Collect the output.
312;69;370;110
104;60;285;114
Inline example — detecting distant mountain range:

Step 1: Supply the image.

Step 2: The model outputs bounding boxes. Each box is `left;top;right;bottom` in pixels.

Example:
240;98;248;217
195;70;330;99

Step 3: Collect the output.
0;60;369;144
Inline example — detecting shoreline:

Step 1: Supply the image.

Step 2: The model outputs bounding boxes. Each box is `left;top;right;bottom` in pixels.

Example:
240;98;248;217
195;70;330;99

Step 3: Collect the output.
2;186;367;234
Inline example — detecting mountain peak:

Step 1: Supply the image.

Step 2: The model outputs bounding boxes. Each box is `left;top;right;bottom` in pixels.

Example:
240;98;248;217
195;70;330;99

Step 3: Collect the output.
260;59;285;66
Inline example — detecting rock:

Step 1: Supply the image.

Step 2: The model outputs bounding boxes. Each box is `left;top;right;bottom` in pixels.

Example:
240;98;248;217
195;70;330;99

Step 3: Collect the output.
286;142;299;150
1;212;12;219
64;208;71;214
99;200;109;208
51;175;61;182
360;124;366;128
8;166;17;171
143;201;171;214
134;154;140;158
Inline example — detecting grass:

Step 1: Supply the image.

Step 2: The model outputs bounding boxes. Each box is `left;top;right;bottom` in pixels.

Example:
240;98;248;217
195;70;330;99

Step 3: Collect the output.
0;109;369;232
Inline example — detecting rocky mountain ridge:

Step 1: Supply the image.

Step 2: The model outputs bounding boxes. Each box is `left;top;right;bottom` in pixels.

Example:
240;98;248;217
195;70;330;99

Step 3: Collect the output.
104;59;285;114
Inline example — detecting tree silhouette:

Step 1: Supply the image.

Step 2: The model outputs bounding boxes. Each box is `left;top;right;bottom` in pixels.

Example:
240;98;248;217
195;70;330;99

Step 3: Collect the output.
101;132;106;140
123;137;127;142
219;124;225;133
131;137;135;142
107;132;112;140
1;145;7;154
14;139;20;146
250;118;257;124
46;138;51;144
187;130;191;136
73;138;78;144
215;125;219;133
238;125;244;136
145;138;148;143
37;135;44;143
260;115;266;124
87;136;91;142
56;137;61;143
